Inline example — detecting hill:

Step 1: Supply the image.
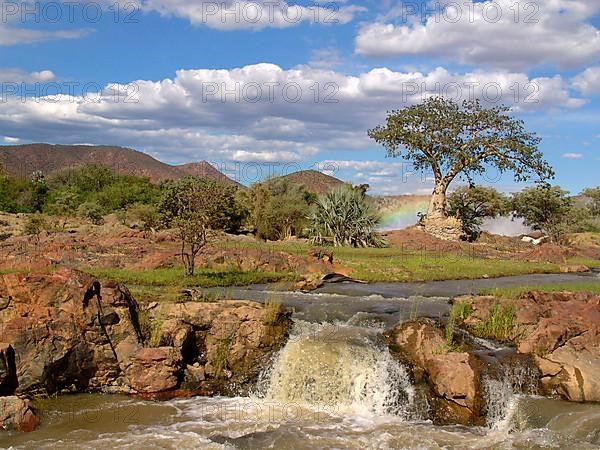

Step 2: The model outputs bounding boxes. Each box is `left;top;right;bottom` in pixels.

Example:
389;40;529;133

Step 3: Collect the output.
0;144;239;185
269;170;345;195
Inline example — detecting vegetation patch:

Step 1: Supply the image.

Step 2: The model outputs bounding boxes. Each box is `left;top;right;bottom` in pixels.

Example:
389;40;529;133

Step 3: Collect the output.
479;282;600;299
473;303;515;342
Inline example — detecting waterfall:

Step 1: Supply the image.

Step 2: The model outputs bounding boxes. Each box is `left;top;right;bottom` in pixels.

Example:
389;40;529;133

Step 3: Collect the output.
260;321;415;418
483;355;540;430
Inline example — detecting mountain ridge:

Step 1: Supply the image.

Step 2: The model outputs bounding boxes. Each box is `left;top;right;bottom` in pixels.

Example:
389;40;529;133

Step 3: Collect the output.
0;144;240;186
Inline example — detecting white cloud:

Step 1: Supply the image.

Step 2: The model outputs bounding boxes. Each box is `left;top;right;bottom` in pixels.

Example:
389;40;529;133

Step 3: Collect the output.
561;152;584;159
142;0;365;30
0;63;584;164
572;67;600;95
0;69;56;83
355;0;600;70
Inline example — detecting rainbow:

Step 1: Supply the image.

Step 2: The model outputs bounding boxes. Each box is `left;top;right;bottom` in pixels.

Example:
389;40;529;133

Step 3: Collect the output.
376;196;430;231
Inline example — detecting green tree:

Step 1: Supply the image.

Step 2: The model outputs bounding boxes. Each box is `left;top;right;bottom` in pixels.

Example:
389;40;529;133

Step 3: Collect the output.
448;185;508;241
241;179;312;241
77;201;105;225
159;177;233;276
51;190;79;228
368;97;553;220
582;187;600;217
511;184;584;244
309;186;385;248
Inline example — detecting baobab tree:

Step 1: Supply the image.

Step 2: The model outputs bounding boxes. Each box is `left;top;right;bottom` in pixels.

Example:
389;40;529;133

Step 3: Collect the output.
368;97;553;225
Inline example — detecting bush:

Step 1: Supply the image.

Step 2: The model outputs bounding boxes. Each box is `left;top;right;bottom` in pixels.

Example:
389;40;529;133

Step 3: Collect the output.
77;201;105;225
511;184;582;244
240;179;312;240
22;213;48;243
127;203;160;231
448;186;507;241
309;186;385;247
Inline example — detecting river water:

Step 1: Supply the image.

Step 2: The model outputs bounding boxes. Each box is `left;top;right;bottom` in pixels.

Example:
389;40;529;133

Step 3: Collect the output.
2;279;600;449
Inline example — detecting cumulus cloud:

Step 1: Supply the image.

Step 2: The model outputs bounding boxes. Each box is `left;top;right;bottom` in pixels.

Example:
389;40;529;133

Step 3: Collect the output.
0;63;584;165
561;152;584;159
142;0;365;30
572;67;600;95
0;68;56;83
355;0;600;71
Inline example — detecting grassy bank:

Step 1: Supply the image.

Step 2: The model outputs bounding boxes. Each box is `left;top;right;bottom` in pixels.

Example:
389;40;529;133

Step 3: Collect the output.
219;239;599;283
479;281;600;299
86;267;299;303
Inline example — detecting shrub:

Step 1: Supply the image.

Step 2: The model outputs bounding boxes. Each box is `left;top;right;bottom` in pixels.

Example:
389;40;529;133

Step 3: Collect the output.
77;201;105;225
309;186;385;247
448;186;507;241
127;203;160;232
22;213;48;243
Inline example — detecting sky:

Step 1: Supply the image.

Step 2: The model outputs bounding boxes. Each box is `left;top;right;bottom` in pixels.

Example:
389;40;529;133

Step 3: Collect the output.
0;0;599;195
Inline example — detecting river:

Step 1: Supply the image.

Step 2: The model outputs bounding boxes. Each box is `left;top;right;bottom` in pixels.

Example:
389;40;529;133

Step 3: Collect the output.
2;274;600;449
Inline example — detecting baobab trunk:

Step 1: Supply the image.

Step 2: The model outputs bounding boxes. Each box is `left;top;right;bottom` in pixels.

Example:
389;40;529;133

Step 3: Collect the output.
427;184;449;219
422;182;463;241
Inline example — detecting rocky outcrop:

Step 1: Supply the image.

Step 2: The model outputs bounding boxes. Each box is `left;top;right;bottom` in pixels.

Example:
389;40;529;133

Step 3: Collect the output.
0;267;291;404
386;319;484;425
456;291;600;402
0;268;143;395
147;300;292;395
0;396;39;432
420;216;464;241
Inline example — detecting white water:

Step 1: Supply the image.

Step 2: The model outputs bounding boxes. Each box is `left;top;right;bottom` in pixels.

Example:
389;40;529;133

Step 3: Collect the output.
2;319;600;449
261;321;415;418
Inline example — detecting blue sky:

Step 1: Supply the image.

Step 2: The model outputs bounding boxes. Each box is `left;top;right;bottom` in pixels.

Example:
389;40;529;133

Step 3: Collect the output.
1;0;599;195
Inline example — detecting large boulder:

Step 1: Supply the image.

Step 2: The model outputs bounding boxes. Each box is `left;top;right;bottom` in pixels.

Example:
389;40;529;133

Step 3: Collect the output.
150;300;292;395
126;347;181;394
0;396;39;432
456;291;600;402
0;268;144;395
386;319;483;425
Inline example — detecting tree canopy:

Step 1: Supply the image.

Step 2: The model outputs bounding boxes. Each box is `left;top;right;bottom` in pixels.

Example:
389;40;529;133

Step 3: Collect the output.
368;97;553;220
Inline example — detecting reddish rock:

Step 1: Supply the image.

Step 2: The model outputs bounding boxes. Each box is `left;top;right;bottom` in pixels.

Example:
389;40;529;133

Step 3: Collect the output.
0;268;143;394
127;347;181;394
386;319;483;425
0;396;39;432
457;292;600;402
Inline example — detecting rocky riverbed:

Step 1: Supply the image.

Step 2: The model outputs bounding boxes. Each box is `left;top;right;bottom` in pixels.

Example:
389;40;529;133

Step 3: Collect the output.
1;268;599;449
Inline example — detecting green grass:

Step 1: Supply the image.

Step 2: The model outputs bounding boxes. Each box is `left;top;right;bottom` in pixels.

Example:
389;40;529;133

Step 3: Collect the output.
479;281;600;299
474;303;515;342
217;239;592;282
86;266;299;303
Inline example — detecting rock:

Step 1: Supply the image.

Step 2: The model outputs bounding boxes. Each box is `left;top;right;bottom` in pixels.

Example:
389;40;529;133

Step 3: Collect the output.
127;347;181;394
559;264;590;273
420;216;464;242
156;300;292;394
0;396;39;432
0;343;18;395
0;268;143;395
181;364;206;390
386;319;483;425
457;292;600;402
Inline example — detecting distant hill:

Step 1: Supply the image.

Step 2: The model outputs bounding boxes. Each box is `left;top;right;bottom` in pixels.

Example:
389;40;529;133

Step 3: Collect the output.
269;170;345;195
0;144;239;186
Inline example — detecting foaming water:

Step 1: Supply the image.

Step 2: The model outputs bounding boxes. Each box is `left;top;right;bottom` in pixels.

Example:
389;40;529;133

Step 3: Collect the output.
261;321;414;418
2;318;599;449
